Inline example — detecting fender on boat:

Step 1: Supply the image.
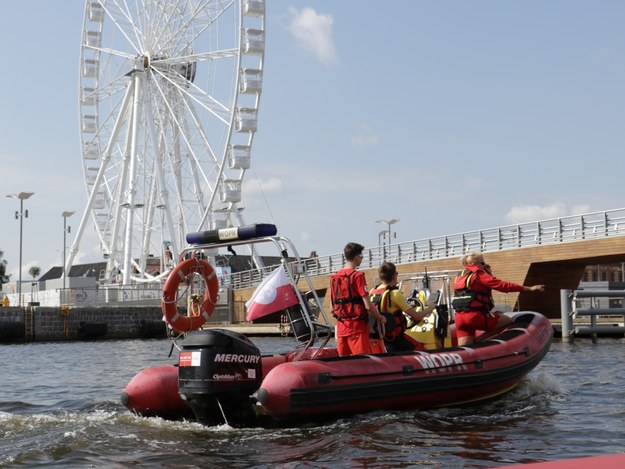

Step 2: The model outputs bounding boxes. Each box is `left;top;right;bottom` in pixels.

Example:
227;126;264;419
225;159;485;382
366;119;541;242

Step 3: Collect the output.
121;365;194;420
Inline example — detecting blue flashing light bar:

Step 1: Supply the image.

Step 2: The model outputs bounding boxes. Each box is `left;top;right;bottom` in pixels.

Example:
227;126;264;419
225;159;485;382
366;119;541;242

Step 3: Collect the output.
186;223;278;245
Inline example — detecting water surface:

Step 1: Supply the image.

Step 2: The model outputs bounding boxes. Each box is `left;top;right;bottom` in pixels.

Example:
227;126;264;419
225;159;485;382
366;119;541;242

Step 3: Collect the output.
1;337;623;468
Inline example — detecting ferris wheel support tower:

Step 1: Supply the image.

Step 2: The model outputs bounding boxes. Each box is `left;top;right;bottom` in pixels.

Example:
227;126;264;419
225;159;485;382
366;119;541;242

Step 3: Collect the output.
68;0;266;284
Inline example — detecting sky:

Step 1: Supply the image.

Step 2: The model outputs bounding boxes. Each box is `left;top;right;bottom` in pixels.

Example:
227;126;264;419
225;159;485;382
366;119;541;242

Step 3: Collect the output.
1;0;625;283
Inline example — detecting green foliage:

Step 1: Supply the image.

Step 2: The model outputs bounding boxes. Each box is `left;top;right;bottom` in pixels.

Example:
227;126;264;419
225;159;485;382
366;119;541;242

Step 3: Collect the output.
29;265;41;280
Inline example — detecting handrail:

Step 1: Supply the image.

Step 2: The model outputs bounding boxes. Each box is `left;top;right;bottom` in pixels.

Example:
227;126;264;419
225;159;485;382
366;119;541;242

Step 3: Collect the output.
561;287;625;342
230;207;625;290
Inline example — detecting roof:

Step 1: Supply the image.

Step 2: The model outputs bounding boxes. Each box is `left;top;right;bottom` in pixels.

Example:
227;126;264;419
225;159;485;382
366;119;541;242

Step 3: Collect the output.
38;262;106;281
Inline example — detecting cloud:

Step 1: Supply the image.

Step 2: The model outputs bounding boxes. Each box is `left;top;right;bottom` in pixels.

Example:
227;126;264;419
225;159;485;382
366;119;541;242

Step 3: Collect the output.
244;177;284;196
504;202;591;224
288;7;338;65
258;164;386;194
351;124;380;148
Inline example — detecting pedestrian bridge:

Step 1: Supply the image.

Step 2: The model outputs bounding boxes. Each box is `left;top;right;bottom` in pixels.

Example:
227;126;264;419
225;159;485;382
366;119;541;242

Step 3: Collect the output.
231;208;625;319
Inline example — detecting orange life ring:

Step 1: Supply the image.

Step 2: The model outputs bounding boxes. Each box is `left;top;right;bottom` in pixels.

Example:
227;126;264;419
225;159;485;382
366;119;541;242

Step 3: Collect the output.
162;258;219;333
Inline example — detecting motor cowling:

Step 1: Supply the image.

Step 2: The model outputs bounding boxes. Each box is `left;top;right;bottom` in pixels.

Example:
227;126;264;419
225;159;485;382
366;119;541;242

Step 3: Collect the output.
178;329;262;426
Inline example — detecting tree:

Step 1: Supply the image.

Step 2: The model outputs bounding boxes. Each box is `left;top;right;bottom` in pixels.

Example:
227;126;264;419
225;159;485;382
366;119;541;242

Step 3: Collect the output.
29;265;41;280
29;265;41;303
0;250;8;291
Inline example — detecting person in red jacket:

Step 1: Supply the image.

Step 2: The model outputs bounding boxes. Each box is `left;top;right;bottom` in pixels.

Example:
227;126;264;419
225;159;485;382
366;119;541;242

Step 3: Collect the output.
330;242;386;356
452;252;545;346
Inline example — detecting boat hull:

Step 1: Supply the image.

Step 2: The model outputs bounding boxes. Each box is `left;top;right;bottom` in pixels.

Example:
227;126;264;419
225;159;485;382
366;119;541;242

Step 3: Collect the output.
256;312;552;421
121;312;552;425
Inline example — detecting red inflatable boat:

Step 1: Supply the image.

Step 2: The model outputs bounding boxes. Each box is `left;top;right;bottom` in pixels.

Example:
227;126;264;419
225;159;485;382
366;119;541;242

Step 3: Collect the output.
121;225;553;426
122;311;552;426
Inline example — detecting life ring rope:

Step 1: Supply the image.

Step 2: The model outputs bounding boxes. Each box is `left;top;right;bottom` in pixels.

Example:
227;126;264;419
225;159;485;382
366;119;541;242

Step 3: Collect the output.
162;258;219;333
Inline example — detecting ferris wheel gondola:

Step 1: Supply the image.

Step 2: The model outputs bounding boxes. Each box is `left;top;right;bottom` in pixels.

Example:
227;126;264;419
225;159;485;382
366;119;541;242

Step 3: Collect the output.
68;0;265;284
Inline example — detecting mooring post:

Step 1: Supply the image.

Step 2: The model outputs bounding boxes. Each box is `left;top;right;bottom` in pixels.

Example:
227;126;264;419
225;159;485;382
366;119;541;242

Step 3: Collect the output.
560;289;573;343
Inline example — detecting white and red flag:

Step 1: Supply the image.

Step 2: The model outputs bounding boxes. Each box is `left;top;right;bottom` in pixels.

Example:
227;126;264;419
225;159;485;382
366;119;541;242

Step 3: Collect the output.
245;267;300;321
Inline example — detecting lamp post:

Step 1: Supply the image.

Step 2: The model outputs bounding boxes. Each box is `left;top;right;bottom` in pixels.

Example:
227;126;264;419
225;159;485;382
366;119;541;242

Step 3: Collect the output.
375;218;400;246
6;192;34;307
378;230;387;248
156;204;166;274
375;218;400;261
62;211;75;291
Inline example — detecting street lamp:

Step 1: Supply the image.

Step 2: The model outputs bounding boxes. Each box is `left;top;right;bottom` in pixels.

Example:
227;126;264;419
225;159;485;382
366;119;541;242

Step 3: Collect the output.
62;211;75;291
378;230;387;248
6;192;34;307
375;218;399;262
156;204;166;273
375;218;400;246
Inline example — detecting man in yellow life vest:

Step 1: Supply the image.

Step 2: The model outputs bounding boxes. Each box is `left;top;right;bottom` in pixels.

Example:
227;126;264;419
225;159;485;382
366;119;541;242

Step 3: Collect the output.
370;262;436;352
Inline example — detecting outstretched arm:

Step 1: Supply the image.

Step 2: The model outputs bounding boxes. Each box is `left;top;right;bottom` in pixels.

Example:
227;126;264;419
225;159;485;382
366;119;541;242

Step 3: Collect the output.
404;303;436;323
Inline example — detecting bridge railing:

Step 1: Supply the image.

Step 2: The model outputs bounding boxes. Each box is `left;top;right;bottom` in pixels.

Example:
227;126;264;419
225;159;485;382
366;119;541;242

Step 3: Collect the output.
229;208;625;290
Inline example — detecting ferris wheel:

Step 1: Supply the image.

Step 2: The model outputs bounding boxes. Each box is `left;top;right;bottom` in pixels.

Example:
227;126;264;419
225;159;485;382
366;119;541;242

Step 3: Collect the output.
68;0;265;284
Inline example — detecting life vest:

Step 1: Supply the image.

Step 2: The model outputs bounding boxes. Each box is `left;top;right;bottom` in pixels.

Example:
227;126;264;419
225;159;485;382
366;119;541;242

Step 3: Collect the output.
330;270;368;321
370;285;406;341
452;267;494;314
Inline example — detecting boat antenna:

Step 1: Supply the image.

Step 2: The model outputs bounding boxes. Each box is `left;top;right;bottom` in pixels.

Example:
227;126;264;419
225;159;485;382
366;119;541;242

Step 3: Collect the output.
422;266;430;291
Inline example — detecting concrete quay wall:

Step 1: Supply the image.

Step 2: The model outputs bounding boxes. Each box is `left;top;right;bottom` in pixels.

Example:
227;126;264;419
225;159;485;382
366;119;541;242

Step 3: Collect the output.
0;306;165;342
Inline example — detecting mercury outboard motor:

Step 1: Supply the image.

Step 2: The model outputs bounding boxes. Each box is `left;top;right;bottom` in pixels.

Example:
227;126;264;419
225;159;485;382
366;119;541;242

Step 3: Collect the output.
177;329;262;426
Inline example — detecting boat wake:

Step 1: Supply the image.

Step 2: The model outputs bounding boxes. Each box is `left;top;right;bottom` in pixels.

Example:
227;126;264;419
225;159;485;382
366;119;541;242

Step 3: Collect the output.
409;371;567;429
